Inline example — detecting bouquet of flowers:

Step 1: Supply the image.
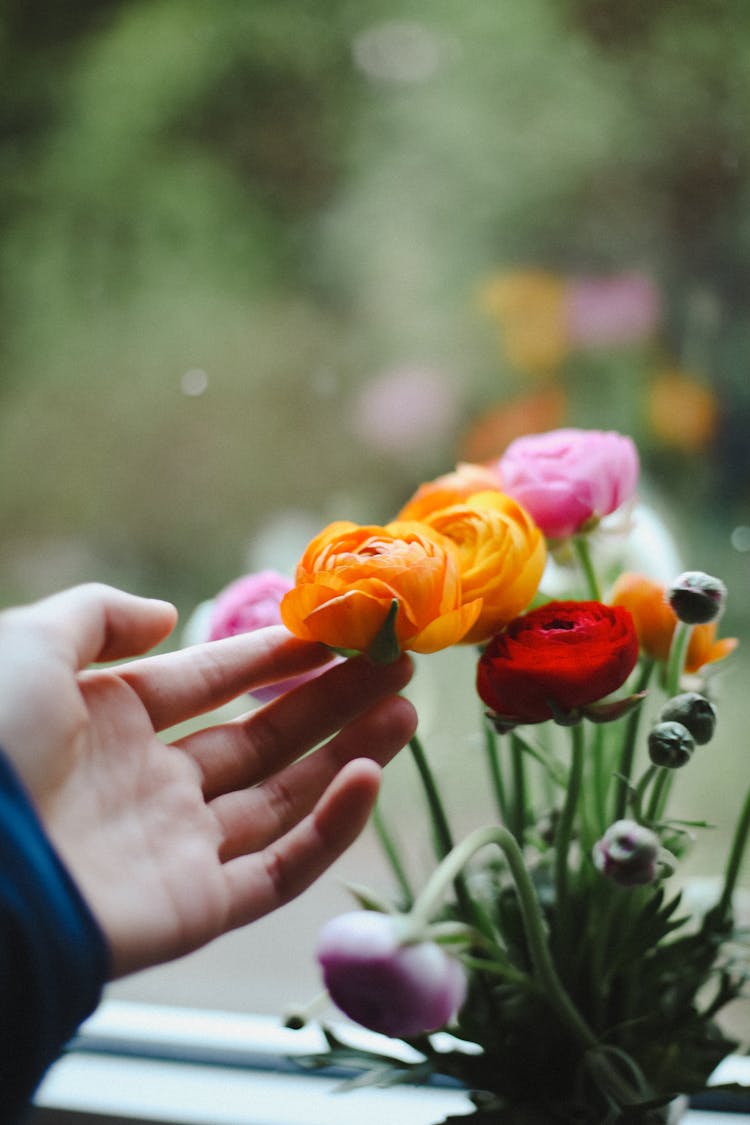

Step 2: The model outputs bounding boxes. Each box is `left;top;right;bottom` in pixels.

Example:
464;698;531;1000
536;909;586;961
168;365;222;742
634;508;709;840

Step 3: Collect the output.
202;428;749;1124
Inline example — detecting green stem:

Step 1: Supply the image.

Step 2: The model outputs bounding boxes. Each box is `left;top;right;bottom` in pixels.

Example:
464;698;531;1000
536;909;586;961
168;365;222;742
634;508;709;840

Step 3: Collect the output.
510;732;527;844
482;713;508;824
408;825;597;1050
371;802;414;908
665;620;693;698
632;764;658;821
409;734;454;860
645;767;671;824
613;658;655;822
409;733;482;931
555;723;585;916
573;535;602;601
714;783;750;924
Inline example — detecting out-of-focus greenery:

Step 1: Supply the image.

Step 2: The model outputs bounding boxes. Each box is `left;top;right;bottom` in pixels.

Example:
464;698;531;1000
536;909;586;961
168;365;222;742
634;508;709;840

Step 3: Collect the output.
2;0;750;618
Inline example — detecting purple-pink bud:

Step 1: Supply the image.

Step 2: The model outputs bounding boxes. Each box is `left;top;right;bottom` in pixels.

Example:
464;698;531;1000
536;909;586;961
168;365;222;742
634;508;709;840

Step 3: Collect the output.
667;571;727;625
592;820;661;887
316;911;467;1038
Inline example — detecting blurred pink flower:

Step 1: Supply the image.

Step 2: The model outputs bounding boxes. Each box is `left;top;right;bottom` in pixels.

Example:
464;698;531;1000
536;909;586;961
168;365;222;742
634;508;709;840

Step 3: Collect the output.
566;274;661;347
496;428;639;540
351;365;460;459
208;570;338;702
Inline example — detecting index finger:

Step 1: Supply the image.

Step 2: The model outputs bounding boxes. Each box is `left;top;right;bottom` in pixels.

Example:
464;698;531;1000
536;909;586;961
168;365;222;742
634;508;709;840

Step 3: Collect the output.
111;626;334;731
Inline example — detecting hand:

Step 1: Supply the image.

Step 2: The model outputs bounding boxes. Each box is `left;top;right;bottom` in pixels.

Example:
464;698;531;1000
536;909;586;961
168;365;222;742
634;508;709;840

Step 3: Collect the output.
0;584;417;978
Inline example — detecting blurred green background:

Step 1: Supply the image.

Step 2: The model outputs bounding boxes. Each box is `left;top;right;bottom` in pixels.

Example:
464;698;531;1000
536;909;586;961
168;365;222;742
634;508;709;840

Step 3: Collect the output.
2;0;749;1023
3;0;750;616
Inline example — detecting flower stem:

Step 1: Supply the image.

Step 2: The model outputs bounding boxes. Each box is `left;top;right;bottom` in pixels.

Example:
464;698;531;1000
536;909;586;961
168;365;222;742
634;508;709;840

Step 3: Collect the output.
482;713;509;824
666;620;693;698
409;734;454;860
573;535;602;601
510;732;527;844
555;723;585;918
645;766;671;824
409;733;483;931
613;658;655;822
371;802;414;908
409;825;597;1050
714;782;750;925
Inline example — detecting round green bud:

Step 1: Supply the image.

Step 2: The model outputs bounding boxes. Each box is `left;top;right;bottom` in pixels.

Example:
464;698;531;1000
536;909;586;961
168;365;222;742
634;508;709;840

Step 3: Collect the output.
648;720;695;768
660;692;717;745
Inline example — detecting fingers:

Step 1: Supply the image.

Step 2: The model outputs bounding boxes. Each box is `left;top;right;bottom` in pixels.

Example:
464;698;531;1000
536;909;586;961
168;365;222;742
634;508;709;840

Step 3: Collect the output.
180;652;414;798
213;694;417;860
14;583;178;669
221;758;382;929
113;627;334;731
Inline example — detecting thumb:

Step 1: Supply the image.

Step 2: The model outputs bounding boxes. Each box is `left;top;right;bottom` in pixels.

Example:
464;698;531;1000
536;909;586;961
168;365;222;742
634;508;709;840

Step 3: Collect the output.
23;583;178;668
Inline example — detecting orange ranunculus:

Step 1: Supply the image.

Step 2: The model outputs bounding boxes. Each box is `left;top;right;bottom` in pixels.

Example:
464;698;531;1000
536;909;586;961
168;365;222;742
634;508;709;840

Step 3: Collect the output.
396;463;503;522
412;491;547;645
280;521;482;656
609;572;737;673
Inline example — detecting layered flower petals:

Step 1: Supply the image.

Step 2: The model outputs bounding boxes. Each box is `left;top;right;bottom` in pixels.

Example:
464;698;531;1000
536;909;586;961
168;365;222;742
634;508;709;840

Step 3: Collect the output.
411;490;546;644
477;600;639;725
496;428;639;540
280;521;481;656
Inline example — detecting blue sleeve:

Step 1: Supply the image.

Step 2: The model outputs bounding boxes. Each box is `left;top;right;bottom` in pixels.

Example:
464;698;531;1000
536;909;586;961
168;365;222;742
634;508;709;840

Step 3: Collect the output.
0;751;110;1122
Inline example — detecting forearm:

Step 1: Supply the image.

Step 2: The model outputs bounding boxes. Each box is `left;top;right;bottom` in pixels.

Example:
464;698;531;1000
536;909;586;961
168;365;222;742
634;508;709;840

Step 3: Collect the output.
0;751;110;1121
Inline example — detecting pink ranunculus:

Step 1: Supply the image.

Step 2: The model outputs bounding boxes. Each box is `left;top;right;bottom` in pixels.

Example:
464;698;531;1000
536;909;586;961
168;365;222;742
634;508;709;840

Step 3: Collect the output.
208;570;338;702
317;910;467;1037
495;428;639;540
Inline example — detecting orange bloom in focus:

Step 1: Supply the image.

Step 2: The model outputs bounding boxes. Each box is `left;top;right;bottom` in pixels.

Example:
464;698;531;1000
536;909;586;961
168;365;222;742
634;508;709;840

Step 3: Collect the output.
409;491;547;645
610;572;737;673
396;463;503;522
280;521;482;656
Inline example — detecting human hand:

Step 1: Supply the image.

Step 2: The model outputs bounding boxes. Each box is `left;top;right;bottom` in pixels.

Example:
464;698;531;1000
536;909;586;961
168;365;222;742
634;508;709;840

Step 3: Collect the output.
0;584;417;978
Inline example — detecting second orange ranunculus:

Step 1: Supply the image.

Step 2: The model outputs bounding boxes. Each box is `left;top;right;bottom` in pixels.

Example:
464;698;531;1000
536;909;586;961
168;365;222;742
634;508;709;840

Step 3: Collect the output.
405;490;547;645
609;571;737;673
280;521;482;656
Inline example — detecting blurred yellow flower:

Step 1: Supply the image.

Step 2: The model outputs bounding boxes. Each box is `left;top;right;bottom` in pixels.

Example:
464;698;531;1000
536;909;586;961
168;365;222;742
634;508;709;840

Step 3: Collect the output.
645;369;719;453
479;269;569;375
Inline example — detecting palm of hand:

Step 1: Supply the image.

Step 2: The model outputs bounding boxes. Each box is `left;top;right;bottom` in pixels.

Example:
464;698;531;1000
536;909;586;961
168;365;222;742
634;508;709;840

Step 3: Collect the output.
0;585;415;979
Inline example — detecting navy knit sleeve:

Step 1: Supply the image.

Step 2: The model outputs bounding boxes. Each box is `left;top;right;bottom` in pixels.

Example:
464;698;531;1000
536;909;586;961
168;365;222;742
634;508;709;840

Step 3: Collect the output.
0;751;110;1122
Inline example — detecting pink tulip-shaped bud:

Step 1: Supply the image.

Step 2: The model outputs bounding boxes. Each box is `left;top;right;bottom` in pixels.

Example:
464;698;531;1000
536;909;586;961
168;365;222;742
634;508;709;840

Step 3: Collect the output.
317;911;467;1038
592;820;661;887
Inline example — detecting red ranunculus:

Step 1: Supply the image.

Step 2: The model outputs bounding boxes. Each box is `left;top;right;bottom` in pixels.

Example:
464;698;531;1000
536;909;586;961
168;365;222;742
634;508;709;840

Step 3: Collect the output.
477;601;639;725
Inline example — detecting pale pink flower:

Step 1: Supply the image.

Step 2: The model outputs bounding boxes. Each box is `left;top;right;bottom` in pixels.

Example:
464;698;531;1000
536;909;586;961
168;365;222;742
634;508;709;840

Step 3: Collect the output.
208;570;338;702
496;428;639;540
566;274;661;347
317;911;467;1037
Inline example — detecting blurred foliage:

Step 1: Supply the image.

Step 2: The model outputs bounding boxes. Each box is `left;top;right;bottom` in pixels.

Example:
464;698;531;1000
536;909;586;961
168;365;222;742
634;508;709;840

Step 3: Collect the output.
1;0;749;617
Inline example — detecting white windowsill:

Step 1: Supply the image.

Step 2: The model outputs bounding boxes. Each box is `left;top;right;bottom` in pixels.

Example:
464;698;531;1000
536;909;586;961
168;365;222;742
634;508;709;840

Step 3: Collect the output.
34;1000;750;1125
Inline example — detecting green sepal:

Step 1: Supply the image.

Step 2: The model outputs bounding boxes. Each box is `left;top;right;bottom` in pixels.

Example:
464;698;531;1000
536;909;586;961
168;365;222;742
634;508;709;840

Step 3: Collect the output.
365;599;402;664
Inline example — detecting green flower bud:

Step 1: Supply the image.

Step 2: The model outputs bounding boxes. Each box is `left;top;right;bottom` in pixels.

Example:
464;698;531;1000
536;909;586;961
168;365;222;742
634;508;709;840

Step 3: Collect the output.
660;692;717;745
668;571;727;624
648;720;695;768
